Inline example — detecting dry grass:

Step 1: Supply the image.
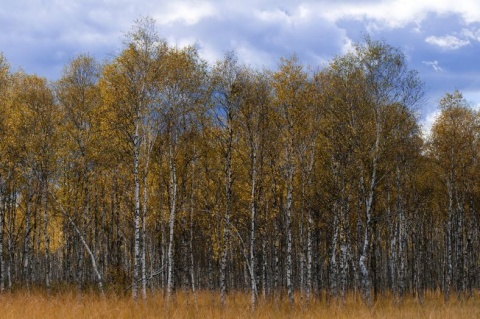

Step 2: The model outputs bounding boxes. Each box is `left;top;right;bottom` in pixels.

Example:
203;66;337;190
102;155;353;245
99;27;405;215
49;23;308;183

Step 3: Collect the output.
0;289;479;318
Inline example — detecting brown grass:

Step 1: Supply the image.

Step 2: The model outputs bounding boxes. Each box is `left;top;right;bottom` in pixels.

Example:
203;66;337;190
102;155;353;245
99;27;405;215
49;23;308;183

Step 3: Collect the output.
0;290;479;318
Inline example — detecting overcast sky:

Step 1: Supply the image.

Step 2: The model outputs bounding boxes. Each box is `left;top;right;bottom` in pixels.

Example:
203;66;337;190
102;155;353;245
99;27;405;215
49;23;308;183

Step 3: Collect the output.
2;0;480;132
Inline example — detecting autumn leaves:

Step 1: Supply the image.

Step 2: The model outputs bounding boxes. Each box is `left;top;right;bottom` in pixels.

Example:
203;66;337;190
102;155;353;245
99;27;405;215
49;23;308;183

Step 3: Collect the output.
0;18;477;308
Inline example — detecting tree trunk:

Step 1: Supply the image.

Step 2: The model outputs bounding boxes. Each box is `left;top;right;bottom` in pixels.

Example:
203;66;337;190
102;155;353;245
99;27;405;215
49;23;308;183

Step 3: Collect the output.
132;122;141;300
285;142;294;305
167;140;178;302
249;147;258;309
329;205;339;298
141;157;150;300
189;154;198;307
220;119;233;308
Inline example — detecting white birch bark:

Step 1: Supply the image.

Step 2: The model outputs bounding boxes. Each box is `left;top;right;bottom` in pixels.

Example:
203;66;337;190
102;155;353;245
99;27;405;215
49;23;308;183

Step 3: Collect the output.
189;152;198;307
220;116;233;308
306;209;313;303
23;199;31;286
329;205;339;298
285;136;295;305
141;153;151;300
132;121;141;300
249;151;258;309
167;139;178;302
52;191;105;295
358;116;380;307
445;175;454;301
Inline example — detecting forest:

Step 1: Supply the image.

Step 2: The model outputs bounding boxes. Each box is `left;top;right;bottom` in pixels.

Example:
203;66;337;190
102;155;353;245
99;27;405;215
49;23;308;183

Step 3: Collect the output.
0;17;479;311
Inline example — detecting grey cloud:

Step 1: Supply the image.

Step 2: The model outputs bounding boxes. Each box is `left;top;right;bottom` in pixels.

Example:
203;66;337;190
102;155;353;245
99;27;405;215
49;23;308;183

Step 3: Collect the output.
1;0;480;123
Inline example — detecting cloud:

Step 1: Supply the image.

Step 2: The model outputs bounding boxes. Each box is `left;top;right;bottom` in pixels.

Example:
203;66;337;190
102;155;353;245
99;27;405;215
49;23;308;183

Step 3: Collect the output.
420;109;441;139
422;60;443;72
154;1;217;26
1;0;480;97
425;35;470;49
462;27;480;41
301;0;480;31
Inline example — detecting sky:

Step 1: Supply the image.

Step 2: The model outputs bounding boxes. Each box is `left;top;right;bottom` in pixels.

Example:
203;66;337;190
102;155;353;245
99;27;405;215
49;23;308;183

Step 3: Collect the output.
2;0;480;133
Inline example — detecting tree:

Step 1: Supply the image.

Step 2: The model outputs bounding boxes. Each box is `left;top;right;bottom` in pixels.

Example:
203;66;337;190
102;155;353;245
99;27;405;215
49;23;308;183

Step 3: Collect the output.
0;53;12;293
100;17;167;300
321;37;424;305
157;45;209;302
210;51;244;307
428;90;477;301
11;72;60;294
272;56;309;304
237;69;272;309
55;54;103;294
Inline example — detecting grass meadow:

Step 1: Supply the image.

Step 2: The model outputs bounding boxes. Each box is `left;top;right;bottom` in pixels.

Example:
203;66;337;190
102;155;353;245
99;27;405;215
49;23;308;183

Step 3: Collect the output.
0;290;479;318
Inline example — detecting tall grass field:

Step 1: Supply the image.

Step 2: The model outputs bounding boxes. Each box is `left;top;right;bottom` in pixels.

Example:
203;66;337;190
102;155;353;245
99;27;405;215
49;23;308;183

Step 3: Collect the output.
0;290;480;318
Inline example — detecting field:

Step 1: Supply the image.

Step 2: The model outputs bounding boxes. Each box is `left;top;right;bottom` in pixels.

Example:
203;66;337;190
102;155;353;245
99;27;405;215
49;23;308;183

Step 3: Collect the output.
0;290;480;318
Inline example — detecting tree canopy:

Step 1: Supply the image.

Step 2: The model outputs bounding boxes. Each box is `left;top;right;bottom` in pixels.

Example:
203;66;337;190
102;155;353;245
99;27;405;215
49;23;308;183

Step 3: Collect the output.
0;20;478;308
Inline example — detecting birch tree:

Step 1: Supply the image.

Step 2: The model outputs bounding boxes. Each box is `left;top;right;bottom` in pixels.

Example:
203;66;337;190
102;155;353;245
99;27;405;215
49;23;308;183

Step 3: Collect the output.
428;91;477;301
272;56;309;304
100;17;166;300
0;53;11;293
158;46;208;302
12;72;60;294
237;69;272;309
211;52;244;307
55;54;102;294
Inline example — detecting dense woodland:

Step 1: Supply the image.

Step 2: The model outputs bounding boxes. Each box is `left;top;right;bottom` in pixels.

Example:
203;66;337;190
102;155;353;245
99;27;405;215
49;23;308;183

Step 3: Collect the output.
0;18;479;307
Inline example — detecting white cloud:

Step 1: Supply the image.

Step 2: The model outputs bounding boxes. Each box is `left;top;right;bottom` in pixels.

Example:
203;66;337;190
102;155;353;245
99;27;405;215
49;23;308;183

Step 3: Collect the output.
154;1;217;26
462;27;480;41
422;60;443;72
306;0;480;30
2;0;480;82
341;36;355;54
425;35;470;49
420;109;441;139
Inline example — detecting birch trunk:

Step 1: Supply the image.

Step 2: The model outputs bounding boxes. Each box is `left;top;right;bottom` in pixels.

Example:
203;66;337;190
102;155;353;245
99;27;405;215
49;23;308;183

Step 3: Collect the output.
273;215;280;306
220;118;233;308
306;209;313;303
189;154;197;306
141;156;150;300
69;213;104;295
445;177;454;302
77;179;89;296
132;122;141;300
23;198;31;287
167;140;178;302
359;166;376;307
285;140;294;305
358;117;380;307
359;185;373;306
262;237;267;299
249;146;258;309
339;201;349;301
53;191;105;294
329;206;339;298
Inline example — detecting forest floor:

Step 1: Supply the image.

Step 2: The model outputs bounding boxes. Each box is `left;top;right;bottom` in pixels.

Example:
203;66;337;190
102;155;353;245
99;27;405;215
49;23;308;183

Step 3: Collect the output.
0;289;479;318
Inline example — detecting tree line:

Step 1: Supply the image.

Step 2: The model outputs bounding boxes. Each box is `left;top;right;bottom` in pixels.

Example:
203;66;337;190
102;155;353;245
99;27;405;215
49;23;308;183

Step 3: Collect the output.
0;18;479;307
